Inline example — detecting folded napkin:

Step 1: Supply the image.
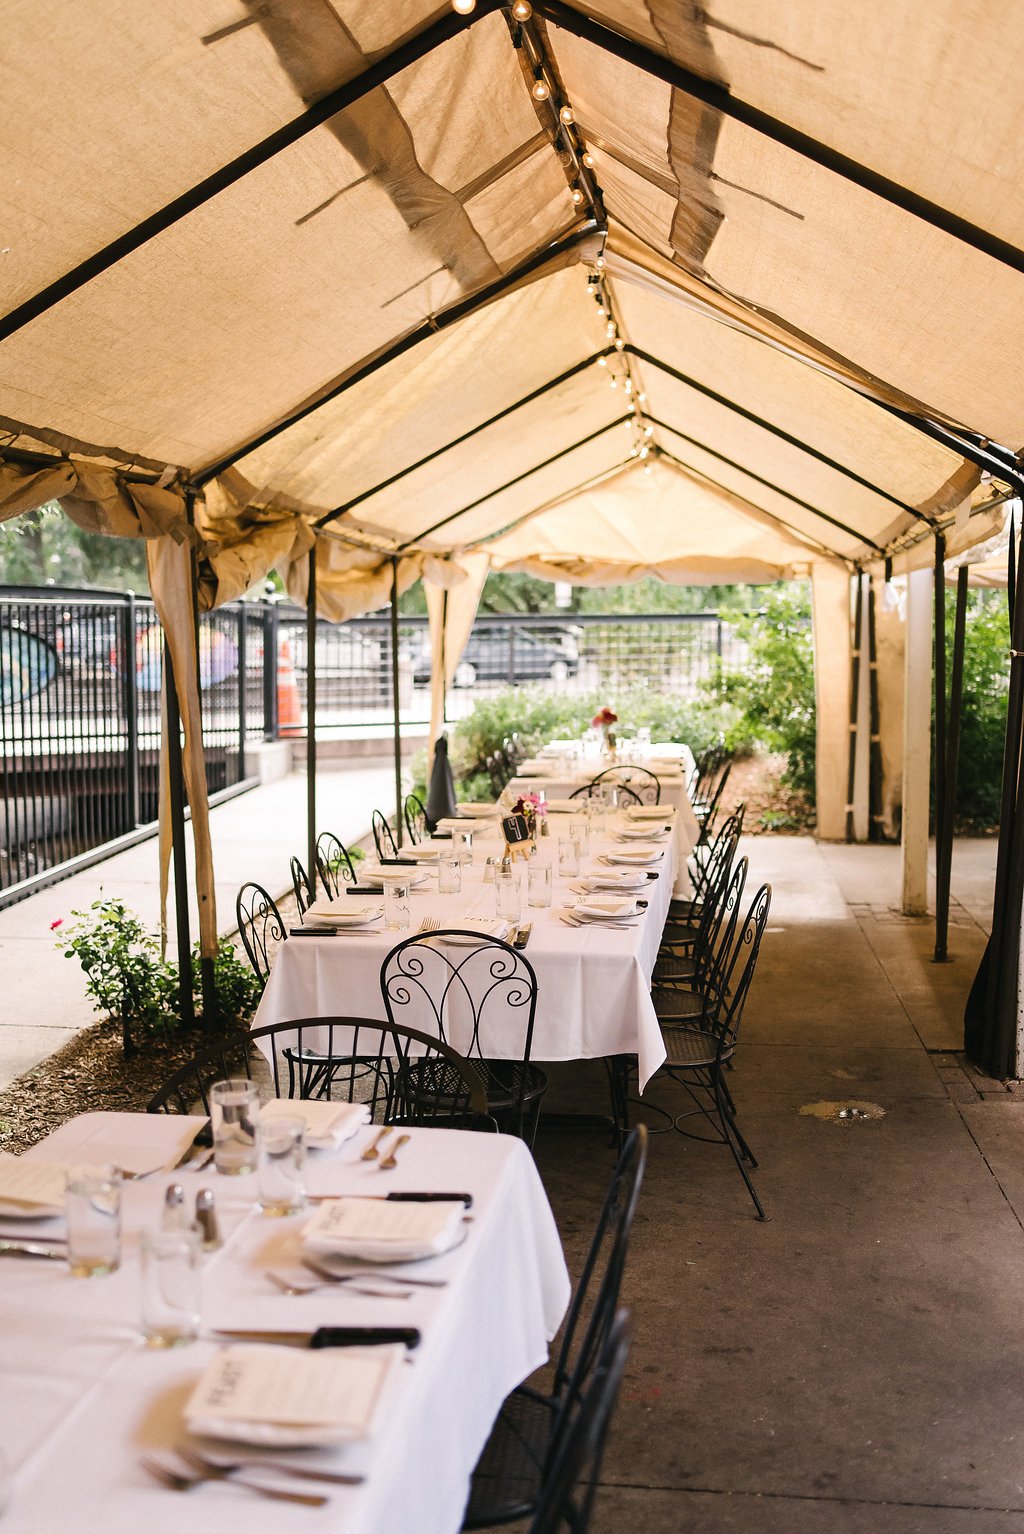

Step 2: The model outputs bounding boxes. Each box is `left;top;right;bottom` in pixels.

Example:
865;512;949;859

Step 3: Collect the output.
542;798;578;813
581;872;649;892
514;760;547;776
303;1196;466;1262
436;919;510;946
261;1098;370;1150
362;868;430;888
456;802;501;817
400;844;443;861
574;896;638;920
626;804;676;820
185;1343;404;1447
306;899;383;925
604;847;665;865
617;825;670;840
0;1154;67;1216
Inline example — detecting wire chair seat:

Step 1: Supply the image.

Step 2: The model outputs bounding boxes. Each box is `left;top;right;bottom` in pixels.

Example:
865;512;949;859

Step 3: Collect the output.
661;1023;735;1070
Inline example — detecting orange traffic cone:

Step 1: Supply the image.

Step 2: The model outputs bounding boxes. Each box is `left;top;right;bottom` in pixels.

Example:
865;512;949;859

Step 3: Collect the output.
277;637;302;736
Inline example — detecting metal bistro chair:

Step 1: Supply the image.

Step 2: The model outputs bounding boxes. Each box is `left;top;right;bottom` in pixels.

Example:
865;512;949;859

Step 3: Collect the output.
655;884;773;1220
147;1017;493;1128
372;809;399;860
315;831;358;899
694;760;732;847
289;855;315;921
236;881;287;989
569;779;642;809
463;1128;646;1530
404;793;428;843
381;931;547;1145
528;1311;632;1534
655;852;747;991
662;813;743;947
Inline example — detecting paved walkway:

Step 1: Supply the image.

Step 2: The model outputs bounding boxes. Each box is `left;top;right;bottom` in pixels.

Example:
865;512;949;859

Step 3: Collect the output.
531;834;1024;1533
0;765;394;1090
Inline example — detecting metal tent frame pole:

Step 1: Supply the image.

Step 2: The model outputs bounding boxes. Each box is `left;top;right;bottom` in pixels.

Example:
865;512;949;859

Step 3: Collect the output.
163;639;195;1029
935;566;968;963
845;575;865;842
390;559;404;847
306;546;317;890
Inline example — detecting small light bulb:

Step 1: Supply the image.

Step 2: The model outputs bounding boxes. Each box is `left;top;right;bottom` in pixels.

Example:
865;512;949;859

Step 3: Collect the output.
644;462;653;475
598;356;608;367
624;379;633;395
639;445;649;459
560;105;574;124
638;391;646;404
609;376;618;389
615;337;625;351
595;256;605;269
532;74;549;101
451;0;476;12
583;152;594;169
644;425;654;438
596;306;605;317
511;0;532;17
605;320;616;338
572;187;584;205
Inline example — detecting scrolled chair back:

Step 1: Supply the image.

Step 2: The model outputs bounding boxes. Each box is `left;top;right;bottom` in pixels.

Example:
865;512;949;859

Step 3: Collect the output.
235;881;286;987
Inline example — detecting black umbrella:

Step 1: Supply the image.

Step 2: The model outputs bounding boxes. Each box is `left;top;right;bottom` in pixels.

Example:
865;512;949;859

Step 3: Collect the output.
425;733;457;829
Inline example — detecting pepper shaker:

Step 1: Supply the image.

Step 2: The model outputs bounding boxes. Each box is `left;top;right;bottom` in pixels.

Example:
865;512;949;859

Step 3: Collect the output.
194;1188;222;1252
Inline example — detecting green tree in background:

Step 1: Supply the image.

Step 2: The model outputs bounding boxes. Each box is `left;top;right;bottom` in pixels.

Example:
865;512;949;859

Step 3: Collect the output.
0;503;150;591
715;584;816;794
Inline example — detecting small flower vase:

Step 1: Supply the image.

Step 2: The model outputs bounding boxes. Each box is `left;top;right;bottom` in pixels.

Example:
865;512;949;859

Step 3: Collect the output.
602;726;617;760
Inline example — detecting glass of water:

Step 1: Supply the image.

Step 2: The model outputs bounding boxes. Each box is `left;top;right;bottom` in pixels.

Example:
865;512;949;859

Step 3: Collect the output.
257;1116;306;1217
527;863;553;908
437;853;462;895
384;879;411;930
66;1163;122;1277
569;817;589;855
210;1078;260;1176
453;828;473;865
558;837;582;878
495;868;522;924
140;1226;202;1347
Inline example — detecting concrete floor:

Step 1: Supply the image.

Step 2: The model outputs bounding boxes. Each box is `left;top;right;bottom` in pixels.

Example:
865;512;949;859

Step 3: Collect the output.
532;834;1024;1533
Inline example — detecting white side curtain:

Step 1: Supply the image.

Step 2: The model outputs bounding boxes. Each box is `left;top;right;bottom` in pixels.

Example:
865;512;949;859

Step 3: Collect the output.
811;562;853;841
424;553;491;762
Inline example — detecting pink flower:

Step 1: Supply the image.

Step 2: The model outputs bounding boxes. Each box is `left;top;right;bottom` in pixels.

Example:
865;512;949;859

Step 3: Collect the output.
592;707;618;727
50;918;63;930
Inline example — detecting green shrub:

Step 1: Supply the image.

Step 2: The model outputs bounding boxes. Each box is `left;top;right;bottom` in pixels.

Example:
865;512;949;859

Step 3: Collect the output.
950;591;1008;829
714;587;816;794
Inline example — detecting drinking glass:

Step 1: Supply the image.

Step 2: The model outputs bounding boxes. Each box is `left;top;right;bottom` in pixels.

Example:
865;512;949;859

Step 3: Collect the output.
140;1226;202;1347
257;1116;306;1217
495;869;522;924
569;817;589;856
210;1078;260;1176
384;879;411;930
437;853;462;895
66;1163;121;1277
558;837;581;878
453;828;473;865
527;863;553;908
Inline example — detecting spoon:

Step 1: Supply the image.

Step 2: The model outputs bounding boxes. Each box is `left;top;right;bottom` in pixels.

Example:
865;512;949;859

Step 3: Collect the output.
379;1134;411;1171
141;1451;327;1506
360;1128;392;1162
181;1445;363;1487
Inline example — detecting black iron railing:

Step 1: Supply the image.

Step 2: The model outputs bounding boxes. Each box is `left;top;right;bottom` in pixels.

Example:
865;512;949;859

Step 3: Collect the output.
1;590;747;905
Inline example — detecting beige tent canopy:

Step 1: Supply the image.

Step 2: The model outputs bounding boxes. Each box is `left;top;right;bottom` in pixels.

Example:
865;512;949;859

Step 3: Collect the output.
3;1;1024;1046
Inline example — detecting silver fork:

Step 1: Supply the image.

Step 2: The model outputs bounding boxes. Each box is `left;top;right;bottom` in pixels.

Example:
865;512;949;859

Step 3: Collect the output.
182;1445;363;1488
141;1451;328;1506
303;1253;448;1288
559;914;637;931
417;915;441;933
267;1269;412;1300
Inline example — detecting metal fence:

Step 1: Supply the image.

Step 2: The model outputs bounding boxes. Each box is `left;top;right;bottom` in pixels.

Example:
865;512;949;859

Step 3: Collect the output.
1;590;748;905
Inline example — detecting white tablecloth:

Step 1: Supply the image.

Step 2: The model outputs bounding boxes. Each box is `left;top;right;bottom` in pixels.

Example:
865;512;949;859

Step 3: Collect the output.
253;813;672;1089
0;1112;569;1534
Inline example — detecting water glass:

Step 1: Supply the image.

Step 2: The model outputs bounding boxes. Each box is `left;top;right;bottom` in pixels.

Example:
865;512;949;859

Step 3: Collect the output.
210;1078;260;1176
66;1163;121;1277
558;837;582;878
495;869;522;924
453;828;473;865
257;1116;306;1217
437;853;462;895
570;817;589;855
384;879;411;930
140;1226;202;1347
527;863;553;908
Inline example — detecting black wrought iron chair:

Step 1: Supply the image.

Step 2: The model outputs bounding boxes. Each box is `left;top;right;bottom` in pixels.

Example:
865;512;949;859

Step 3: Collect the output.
315;831;357;898
569;779;642;809
670;803;745;924
289;855;314;921
235;881;287;988
588;765;660;805
463;1127;646;1530
146;1016;493;1127
694;760;732;847
380;931;547;1145
404;793;428;843
372;809;399;859
654;883;773;1219
528;1311;631;1534
655;853;747;990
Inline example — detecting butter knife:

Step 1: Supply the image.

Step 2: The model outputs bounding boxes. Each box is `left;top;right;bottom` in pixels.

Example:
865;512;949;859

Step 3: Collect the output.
212;1326;421;1349
0;1239;67;1260
173;1119;212;1169
513;923;532;950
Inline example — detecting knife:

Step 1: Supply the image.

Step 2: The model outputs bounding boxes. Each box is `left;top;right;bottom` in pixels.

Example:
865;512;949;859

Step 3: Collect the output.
512;924;532;951
289;927;339;938
212;1327;421;1350
0;1239;68;1260
173;1119;212;1168
378;858;419;867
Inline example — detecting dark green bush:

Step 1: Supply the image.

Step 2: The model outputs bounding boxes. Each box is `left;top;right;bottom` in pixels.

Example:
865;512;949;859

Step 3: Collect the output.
950;591;1008;829
715;587;816;795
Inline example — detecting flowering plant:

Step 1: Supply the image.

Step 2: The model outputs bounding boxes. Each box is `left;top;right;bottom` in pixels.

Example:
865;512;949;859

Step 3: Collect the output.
512;792;547;826
591;707;618;727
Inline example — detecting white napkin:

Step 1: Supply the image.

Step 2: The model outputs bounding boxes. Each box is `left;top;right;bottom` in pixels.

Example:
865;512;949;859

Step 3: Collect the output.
400;844;443;861
185;1343;404;1447
362;868;429;888
626;804;676;820
604;847;665;865
581;872;649;892
542;798;578;813
260;1098;370;1150
0;1154;67;1216
437;919;510;946
306;899;383;925
303;1197;466;1262
574;896;638;920
456;802;501;817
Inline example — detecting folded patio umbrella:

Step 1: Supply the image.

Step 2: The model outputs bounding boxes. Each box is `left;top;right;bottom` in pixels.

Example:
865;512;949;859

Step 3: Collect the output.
425;734;457;830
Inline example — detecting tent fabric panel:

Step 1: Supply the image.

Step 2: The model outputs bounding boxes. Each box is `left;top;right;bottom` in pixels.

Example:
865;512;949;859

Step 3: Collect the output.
227;264;606;515
0;16;575;470
550;26;1024;446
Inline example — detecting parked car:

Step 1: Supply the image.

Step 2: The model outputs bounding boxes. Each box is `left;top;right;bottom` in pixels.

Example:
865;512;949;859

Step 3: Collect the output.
412;627;580;687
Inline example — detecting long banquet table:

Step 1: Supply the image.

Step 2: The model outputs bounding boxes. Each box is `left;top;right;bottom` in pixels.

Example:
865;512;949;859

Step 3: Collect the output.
253;808;674;1090
0;1111;569;1533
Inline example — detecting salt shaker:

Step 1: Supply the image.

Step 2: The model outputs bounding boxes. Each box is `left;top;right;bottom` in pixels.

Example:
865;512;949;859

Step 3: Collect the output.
160;1183;191;1234
194;1188;222;1252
